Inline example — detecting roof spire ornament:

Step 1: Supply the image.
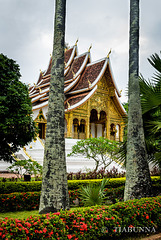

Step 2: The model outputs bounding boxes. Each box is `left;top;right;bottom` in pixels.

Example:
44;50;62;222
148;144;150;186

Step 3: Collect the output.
38;87;42;93
107;49;112;59
67;101;70;108
40;69;44;76
88;44;92;52
75;39;79;46
72;70;76;78
88;79;92;88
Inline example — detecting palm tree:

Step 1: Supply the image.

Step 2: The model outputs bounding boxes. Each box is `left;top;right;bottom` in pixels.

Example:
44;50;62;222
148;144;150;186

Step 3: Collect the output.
39;0;70;214
124;0;152;201
140;52;161;170
117;52;161;174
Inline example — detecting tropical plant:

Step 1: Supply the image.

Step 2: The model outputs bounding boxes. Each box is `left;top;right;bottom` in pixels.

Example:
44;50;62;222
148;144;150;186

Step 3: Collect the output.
78;178;109;206
39;0;70;214
140;51;161;171
68;137;119;171
118;52;161;175
0;54;37;162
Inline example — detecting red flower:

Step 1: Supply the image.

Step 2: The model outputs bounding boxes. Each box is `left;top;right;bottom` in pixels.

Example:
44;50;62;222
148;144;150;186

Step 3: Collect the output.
53;212;61;215
43;228;47;233
67;235;73;239
146;215;149;219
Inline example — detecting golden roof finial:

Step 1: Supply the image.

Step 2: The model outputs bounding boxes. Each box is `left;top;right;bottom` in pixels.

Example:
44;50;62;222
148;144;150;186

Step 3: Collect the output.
64;61;67;66
88;44;92;52
107;49;112;59
50;53;52;57
88;79;92;88
67;101;70;108
38;87;42;93
75;38;79;46
39;69;44;76
72;70;76;78
34;83;37;88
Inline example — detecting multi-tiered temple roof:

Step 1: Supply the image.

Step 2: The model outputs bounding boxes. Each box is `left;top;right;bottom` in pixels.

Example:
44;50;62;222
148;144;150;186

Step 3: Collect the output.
29;43;126;116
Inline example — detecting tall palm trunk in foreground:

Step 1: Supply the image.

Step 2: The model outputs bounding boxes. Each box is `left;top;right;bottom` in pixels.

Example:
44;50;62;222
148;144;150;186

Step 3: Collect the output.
39;0;70;213
124;0;152;201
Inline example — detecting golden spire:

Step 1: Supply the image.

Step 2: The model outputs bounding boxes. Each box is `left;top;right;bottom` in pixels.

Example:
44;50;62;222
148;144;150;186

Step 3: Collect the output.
64;61;67;66
34;83;36;88
107;49;112;59
72;70;76;78
38;87;42;93
88;79;92;88
88;44;92;52
50;53;52;57
75;39;79;46
40;69;44;76
67;101;70;108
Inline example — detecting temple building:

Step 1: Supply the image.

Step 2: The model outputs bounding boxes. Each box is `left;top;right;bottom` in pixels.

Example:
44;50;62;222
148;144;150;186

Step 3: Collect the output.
29;42;126;142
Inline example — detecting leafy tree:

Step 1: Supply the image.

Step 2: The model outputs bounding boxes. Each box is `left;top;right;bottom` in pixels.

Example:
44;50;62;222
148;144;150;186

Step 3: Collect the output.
39;0;70;214
0;54;36;162
68;137;119;171
7;159;42;180
124;0;152;201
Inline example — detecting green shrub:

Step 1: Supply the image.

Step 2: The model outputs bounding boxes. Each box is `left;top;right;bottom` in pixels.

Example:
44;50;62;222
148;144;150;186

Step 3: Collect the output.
0;196;161;239
0;176;160;194
0;181;42;194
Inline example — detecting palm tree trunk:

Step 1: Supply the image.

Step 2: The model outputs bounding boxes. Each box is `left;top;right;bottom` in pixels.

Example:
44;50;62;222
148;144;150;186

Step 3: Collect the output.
124;0;152;201
39;0;70;214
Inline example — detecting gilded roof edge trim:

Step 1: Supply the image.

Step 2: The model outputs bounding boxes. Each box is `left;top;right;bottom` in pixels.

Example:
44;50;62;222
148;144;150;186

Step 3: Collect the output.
65;85;97;112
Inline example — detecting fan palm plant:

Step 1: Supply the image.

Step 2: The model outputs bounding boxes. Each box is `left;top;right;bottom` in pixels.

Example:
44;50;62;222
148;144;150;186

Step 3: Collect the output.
117;52;161;172
79;178;109;206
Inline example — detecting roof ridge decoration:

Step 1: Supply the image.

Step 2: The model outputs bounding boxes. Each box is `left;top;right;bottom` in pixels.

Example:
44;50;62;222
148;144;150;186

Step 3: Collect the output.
30;42;126;115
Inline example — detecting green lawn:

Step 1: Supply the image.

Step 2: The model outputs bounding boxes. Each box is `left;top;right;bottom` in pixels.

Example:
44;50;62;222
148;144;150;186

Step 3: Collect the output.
0;210;40;220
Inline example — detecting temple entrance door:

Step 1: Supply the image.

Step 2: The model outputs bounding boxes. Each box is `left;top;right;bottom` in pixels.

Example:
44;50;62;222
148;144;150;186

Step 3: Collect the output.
90;109;98;138
110;123;116;140
38;123;46;139
79;119;86;139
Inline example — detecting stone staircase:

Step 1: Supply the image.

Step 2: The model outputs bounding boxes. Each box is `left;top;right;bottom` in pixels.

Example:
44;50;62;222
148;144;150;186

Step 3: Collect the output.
0;138;96;173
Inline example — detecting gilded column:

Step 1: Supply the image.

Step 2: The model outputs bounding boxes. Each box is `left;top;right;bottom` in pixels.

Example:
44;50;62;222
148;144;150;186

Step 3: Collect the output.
86;100;90;138
106;97;110;139
67;112;73;138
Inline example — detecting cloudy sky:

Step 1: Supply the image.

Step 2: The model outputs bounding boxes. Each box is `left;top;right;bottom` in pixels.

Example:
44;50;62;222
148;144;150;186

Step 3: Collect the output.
0;0;161;102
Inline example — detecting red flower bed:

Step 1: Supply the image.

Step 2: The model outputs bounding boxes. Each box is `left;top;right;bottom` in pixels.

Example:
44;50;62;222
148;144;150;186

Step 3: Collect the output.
0;196;161;239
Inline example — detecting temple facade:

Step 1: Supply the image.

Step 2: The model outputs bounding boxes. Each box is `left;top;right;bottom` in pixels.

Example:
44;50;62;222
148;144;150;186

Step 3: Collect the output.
29;42;126;142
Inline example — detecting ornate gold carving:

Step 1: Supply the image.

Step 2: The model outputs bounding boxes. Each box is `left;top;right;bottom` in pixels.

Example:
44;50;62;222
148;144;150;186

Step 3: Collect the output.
35;109;47;123
107;49;112;59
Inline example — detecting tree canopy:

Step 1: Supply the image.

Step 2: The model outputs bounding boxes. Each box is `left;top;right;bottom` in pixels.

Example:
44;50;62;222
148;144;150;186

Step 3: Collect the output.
0;53;37;162
68;137;119;171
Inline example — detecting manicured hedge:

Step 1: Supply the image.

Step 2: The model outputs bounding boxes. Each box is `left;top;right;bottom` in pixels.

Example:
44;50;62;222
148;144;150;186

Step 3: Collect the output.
0;176;160;194
0;196;161;239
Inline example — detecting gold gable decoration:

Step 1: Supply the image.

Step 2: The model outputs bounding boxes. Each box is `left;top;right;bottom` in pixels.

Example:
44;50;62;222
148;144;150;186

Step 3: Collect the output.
30;42;126;142
35;109;47;123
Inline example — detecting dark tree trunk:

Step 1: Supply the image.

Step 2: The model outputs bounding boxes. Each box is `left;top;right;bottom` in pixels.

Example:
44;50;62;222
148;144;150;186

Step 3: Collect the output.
124;0;152;201
39;0;70;213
